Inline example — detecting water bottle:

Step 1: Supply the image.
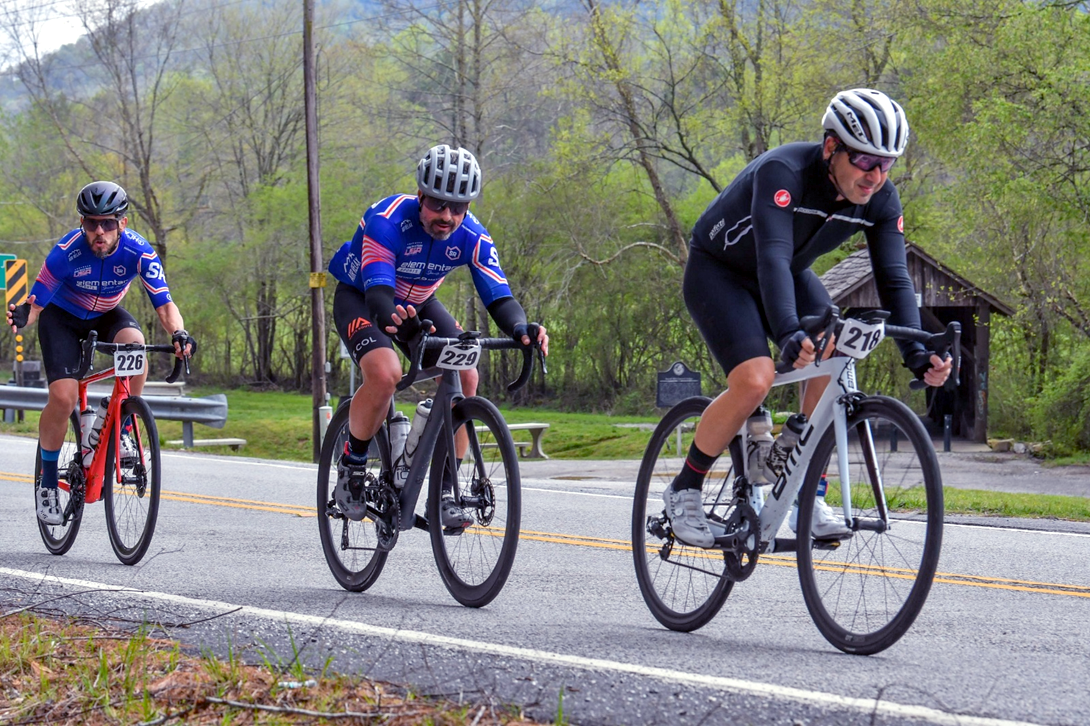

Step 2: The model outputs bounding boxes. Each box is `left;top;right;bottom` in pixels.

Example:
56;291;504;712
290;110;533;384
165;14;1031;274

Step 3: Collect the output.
84;396;110;466
767;412;808;480
745;407;774;485
388;411;411;488
79;406;96;466
403;399;433;468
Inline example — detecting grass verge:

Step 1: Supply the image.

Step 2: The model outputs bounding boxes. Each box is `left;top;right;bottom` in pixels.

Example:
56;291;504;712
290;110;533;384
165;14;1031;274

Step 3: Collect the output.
0;610;544;725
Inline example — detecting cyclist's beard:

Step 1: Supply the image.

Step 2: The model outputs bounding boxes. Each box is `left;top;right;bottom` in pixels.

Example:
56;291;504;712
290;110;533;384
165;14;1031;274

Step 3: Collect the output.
90;235;120;259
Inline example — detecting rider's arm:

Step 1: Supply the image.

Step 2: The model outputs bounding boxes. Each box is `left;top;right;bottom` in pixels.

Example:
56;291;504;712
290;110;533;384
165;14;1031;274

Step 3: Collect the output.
486;296;526;337
751;160;805;347
27;230;79;310
155;301;185;336
364;285;400;331
864;187;927;366
134;232;174;309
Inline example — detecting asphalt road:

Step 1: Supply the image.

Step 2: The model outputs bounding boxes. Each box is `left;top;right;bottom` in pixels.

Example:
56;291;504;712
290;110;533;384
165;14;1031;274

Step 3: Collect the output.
2;433;1090;725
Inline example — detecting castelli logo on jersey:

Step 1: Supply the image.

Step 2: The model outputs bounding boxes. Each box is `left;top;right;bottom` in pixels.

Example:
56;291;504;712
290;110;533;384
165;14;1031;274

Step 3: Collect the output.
347;317;372;338
897;216;904;233
774;190;791;208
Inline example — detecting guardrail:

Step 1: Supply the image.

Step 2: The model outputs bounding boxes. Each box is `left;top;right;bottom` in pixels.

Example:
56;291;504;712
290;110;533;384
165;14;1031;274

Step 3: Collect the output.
0;385;228;448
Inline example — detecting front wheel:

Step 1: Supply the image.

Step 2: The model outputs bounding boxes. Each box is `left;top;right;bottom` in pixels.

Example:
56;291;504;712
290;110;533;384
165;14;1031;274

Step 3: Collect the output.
632;396;737;632
35;409;85;555
428;397;521;608
103;396;162;565
797;395;944;655
316;404;391;592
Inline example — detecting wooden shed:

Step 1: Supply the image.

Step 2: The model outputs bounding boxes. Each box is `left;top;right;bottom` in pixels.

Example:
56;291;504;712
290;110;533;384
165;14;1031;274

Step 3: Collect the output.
820;241;1015;443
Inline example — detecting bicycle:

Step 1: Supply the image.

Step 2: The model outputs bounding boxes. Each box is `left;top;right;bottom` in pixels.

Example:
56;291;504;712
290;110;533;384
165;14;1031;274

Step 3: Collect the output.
317;325;544;607
34;331;189;566
632;307;960;654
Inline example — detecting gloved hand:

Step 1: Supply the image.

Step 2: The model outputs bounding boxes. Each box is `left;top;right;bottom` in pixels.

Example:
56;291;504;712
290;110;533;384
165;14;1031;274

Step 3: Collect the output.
778;330;808;366
172;329;198;357
512;322;542;348
393;315;424;343
8;302;30;330
903;349;934;380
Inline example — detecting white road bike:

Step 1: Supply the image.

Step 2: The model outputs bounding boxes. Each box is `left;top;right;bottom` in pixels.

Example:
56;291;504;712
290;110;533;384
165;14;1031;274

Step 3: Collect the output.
632;308;960;654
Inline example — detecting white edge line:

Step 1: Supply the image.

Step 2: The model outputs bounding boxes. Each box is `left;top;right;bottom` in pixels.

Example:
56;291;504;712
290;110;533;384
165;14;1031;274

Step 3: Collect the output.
0;566;1042;726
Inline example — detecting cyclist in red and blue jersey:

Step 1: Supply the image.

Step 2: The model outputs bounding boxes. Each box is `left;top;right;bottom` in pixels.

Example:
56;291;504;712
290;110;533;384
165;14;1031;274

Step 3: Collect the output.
663;89;952;548
5;181;196;525
328;144;548;528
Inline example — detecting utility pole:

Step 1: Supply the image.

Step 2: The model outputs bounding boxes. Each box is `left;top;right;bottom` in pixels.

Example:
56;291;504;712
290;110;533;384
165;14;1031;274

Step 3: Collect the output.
304;0;327;462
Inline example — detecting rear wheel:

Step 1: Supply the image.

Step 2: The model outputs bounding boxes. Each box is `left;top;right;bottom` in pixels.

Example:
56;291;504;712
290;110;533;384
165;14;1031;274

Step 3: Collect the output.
796;395;943;655
103;396;161;565
317;404;391;592
428;397;521;608
632;396;737;632
35;409;85;555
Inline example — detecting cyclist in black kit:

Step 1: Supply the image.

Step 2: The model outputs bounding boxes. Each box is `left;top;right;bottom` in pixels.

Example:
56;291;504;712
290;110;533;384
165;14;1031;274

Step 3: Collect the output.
664;88;952;547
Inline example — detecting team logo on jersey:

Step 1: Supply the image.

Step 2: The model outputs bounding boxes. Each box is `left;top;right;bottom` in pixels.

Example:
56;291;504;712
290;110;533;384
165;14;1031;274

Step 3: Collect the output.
113;265;127;276
73;265;92;278
343;254;360;280
445;246;460;261
774;190;792;208
348;317;372;338
401;219;413;232
406;244;423;256
897;215;904;233
68;249;82;261
709;218;725;240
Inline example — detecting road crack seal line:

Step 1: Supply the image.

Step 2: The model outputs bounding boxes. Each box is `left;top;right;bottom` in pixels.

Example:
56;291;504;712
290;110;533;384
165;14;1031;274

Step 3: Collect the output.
0;565;1045;726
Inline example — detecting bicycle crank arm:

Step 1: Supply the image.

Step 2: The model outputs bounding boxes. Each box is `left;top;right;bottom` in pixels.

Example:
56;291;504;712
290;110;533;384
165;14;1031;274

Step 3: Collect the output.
852;517;889;533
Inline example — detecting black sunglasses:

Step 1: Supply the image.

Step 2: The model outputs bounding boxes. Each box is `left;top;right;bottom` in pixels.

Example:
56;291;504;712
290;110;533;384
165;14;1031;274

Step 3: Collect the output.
836;144;897;173
82;218;120;233
421;195;470;215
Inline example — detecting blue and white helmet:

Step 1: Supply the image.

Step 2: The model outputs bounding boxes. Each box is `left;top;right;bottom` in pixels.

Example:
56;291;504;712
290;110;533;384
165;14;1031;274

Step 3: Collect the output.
416;144;482;202
822;89;909;157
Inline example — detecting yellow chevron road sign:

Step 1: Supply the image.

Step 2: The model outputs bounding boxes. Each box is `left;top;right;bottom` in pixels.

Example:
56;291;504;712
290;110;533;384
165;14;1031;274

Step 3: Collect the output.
5;259;28;306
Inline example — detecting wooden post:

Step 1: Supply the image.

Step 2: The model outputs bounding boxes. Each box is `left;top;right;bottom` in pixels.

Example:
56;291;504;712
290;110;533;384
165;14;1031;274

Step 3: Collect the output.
304;0;327;462
973;302;990;443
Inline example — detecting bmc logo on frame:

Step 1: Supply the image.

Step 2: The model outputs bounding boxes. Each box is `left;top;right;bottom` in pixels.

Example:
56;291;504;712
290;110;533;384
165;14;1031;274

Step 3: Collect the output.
774;190;791;208
348;317;372;338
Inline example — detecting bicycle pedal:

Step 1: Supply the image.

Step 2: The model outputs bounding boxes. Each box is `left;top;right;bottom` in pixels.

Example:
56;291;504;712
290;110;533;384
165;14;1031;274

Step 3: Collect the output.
442;525;467;537
812;537;847;550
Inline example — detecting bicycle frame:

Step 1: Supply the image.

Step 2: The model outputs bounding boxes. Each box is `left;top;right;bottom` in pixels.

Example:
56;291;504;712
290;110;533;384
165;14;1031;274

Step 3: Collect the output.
70;366;138;505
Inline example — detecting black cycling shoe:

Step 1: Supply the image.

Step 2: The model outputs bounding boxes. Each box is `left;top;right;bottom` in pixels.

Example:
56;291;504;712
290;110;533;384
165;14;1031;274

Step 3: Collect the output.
334;445;371;522
440;493;472;530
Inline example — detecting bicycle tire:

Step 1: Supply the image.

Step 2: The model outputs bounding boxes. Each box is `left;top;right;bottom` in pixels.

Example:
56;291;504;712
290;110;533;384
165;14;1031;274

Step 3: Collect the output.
428;396;521;608
103;396;162;565
632;396;736;632
316;404;391;592
796;395;943;655
34;410;84;555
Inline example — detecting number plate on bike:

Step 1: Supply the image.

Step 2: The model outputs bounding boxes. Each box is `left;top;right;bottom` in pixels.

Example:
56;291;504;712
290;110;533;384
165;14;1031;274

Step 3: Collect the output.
835;319;885;359
113;349;147;377
436;342;481;370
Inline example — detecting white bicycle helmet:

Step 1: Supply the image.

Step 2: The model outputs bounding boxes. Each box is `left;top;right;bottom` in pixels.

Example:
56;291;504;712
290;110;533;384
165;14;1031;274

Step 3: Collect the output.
416;144;482;202
822;89;909;157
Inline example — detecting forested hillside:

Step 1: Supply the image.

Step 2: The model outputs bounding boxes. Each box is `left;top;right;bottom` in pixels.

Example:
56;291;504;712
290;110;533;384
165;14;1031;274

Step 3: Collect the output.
0;0;1087;445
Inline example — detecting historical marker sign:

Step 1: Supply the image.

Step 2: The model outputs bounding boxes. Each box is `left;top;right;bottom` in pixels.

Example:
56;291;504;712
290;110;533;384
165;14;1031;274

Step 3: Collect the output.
656;361;701;408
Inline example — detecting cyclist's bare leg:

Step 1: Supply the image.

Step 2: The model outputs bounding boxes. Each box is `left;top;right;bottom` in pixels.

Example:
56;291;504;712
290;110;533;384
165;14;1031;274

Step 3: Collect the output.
693;357;775;464
454;367;478;459
111;327;147;396
350;348;402;441
39;379;79;450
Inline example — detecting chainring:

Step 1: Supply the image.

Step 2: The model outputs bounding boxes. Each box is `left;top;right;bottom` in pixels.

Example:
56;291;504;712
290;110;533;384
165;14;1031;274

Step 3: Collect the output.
718;501;760;581
370;485;400;552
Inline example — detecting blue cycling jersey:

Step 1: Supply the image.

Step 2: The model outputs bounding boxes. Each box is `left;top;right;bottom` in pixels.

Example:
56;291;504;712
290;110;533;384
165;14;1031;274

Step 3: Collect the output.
29;228;174;319
328;194;513;306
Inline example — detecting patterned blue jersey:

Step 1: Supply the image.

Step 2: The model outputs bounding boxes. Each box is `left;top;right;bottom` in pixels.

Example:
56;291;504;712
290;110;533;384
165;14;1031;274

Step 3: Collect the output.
329;194;513;306
29;228;174;319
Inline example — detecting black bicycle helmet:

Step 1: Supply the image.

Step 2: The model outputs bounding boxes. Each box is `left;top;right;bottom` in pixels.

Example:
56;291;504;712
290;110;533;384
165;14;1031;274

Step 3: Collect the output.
76;181;129;218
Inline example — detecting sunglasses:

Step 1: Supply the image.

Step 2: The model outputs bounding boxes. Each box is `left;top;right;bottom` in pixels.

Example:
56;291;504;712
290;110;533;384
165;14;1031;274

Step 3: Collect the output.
421;195;470;216
82;218;120;233
838;145;897;173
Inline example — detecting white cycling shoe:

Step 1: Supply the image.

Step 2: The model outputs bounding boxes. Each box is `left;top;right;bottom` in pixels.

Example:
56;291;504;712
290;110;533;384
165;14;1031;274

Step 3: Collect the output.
789;496;852;539
662;484;714;548
36;487;63;525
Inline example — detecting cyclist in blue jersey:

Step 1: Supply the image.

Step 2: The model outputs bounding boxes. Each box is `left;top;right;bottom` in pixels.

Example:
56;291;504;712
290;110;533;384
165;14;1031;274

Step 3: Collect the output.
663;89;952;547
329;144;548;529
5;181;196;525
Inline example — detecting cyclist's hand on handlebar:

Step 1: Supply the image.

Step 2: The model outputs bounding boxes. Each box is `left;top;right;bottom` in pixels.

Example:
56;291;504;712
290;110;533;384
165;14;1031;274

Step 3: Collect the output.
780;330;818;369
172;329;197;358
6;295;37;332
513;322;548;355
386;304;436;342
905;350;952;388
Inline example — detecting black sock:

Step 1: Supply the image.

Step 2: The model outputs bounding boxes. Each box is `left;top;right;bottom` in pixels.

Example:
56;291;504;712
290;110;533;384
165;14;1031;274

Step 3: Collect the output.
673;441;718;491
348;433;371;457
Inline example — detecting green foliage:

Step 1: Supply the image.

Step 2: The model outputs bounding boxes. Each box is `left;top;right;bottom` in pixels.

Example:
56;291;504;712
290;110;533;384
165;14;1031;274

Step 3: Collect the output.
1027;345;1090;455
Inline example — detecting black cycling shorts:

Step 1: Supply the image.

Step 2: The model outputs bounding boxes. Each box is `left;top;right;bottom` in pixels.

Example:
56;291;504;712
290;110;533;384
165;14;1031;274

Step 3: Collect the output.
683;245;832;376
39;305;142;382
333;283;463;368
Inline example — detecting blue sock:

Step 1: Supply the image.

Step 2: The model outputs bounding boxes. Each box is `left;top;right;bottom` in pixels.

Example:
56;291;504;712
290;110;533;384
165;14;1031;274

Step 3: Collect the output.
40;448;61;490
